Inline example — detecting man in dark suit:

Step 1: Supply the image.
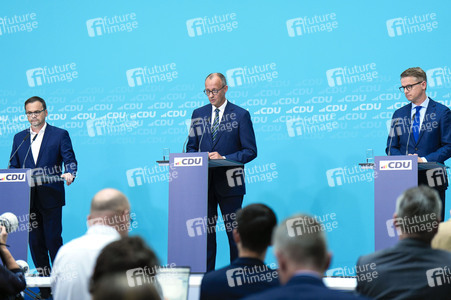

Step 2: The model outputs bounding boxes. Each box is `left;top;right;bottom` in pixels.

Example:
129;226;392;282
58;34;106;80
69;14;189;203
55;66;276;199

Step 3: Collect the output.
243;214;368;300
386;67;451;220
200;203;279;300
356;186;451;299
9;96;77;298
187;73;257;271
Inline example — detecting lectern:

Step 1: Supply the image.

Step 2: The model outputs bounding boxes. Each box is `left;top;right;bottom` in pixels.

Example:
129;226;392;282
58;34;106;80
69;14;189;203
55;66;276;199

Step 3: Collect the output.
372;156;448;250
0;168;31;261
166;152;243;272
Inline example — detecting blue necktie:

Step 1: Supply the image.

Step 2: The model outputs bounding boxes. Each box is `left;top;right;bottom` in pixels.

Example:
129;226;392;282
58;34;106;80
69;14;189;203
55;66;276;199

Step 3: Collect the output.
212;108;220;142
412;106;422;143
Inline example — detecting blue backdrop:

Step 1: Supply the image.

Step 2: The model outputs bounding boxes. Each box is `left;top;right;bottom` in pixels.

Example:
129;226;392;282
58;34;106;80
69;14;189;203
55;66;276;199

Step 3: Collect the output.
1;1;450;273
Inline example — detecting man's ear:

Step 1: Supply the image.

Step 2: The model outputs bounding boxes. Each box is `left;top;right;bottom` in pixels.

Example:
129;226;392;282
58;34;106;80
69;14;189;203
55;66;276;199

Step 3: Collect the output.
233;228;240;244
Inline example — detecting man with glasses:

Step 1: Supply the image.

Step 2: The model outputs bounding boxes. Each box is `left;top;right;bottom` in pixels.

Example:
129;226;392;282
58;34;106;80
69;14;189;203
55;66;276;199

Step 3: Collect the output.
187;73;257;271
386;67;451;221
9;96;77;299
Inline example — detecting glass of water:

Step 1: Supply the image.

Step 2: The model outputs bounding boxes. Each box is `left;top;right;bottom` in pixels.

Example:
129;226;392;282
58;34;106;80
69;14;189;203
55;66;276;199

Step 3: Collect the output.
366;149;374;164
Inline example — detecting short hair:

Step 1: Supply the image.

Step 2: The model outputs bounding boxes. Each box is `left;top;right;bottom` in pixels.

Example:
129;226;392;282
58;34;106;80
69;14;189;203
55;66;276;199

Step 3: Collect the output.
400;67;427;83
91;273;161;300
90;236;160;294
273;214;328;269
236;204;277;253
24;96;47;110
90;188;130;214
205;73;227;86
395;185;442;234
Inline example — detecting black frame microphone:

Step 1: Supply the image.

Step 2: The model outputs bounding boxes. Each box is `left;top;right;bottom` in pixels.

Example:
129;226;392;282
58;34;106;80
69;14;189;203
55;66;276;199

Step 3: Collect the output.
388;118;400;156
198;118;207;152
405;111;416;156
182;118;204;153
8;133;30;168
22;134;38;169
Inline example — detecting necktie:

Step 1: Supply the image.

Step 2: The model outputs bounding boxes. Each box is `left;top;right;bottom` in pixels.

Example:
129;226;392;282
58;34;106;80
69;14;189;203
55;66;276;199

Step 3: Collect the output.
412;106;422;143
212;108;220;142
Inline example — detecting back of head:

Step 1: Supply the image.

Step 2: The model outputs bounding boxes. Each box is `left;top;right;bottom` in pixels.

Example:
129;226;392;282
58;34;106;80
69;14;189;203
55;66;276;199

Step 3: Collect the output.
395;185;441;240
89;188;131;236
273;214;328;272
90;236;160;294
400;67;427;82
92;273;161;300
236;203;277;253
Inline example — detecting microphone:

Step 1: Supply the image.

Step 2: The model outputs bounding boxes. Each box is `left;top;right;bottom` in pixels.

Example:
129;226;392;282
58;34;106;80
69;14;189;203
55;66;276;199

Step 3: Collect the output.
198;118;207;152
405;112;416;156
8;132;30;168
182;118;203;153
22;134;38;168
387;118;400;156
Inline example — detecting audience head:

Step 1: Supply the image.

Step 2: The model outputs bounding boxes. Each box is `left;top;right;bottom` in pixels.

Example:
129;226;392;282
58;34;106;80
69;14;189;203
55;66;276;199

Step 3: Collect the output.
91;273;161;300
88;188;131;237
234;203;277;255
273;214;330;284
394;185;441;241
90;236;160;295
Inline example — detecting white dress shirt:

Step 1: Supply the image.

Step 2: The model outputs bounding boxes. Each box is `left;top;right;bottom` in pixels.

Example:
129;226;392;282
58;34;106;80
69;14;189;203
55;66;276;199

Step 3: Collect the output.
51;225;120;300
30;122;47;164
210;99;228;126
410;96;430;162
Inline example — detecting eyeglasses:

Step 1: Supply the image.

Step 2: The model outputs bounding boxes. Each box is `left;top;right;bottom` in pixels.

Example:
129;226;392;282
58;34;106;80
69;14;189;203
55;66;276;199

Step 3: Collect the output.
204;85;226;96
399;81;423;92
26;109;46;117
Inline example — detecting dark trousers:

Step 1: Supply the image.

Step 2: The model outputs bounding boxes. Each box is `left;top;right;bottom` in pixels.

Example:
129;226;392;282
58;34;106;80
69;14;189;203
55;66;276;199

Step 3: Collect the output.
206;187;243;271
29;204;63;277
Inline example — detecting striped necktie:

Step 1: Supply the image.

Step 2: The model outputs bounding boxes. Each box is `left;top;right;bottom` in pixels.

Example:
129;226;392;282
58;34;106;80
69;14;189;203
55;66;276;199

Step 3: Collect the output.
412;106;422;143
212;108;220;142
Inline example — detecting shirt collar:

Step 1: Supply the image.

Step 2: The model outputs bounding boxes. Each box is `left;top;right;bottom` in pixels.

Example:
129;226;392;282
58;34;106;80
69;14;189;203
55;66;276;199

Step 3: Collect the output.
412;96;429;110
30;122;47;136
212;99;228;113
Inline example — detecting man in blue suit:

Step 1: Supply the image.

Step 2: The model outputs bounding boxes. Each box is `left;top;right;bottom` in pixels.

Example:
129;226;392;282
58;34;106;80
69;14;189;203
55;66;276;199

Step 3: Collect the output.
200;204;279;300
243;214;368;300
187;73;257;271
386;67;451;221
9;96;77;298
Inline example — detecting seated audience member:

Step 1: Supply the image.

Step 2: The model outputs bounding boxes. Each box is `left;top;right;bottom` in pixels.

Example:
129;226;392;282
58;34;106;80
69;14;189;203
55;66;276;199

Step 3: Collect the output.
0;226;26;300
200;203;279;300
244;214;369;300
91;273;161;300
51;188;132;300
90;236;161;298
356;186;451;299
432;209;451;251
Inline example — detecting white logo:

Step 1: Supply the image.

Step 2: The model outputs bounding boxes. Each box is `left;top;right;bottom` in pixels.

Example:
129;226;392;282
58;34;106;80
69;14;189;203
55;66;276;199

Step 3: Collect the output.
125;64;178;87
426;67;451;88
226;168;244;187
25;63;78;87
386;13;438;38
126;168;145;187
225;63;278;87
0;13;38;36
326;168;344;187
226;268;245;287
286;13;338;37
426;267;451;287
86;13;138;38
326;63;378;87
186;218;205;237
186;13;238;37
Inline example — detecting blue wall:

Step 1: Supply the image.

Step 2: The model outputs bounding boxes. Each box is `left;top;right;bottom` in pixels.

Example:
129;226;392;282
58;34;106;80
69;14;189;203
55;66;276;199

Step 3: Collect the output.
1;1;450;273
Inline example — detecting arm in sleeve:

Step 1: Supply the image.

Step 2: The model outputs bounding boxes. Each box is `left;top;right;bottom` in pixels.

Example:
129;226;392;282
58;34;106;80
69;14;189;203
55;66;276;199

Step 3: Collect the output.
223;110;257;164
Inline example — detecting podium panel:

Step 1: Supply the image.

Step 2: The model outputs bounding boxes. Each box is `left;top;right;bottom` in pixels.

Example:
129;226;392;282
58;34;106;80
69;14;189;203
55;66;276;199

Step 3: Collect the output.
0;169;31;261
374;156;417;251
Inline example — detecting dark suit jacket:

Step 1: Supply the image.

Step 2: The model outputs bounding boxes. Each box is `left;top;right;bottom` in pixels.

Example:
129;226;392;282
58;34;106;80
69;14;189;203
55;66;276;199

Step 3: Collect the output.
243;274;369;300
356;238;451;299
9;123;77;208
200;257;279;300
386;98;451;164
186;101;257;197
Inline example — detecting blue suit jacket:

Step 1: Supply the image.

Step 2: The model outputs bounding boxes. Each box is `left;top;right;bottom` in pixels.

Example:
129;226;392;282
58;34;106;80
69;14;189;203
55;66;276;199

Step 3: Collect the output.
243;275;369;300
200;257;279;300
356;238;451;300
186;101;257;197
386;98;451;164
9;124;77;208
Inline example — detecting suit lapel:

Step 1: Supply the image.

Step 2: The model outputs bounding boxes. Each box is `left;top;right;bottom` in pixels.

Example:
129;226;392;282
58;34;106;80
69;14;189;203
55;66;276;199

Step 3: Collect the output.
36;124;51;166
23;132;36;169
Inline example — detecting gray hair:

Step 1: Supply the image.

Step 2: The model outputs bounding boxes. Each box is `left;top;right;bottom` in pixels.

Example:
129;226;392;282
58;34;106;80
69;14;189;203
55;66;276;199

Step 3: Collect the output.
205;72;227;86
395;185;442;234
273;214;328;269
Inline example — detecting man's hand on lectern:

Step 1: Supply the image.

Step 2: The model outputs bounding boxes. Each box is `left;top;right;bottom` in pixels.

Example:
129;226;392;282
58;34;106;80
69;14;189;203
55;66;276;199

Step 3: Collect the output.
208;152;224;159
